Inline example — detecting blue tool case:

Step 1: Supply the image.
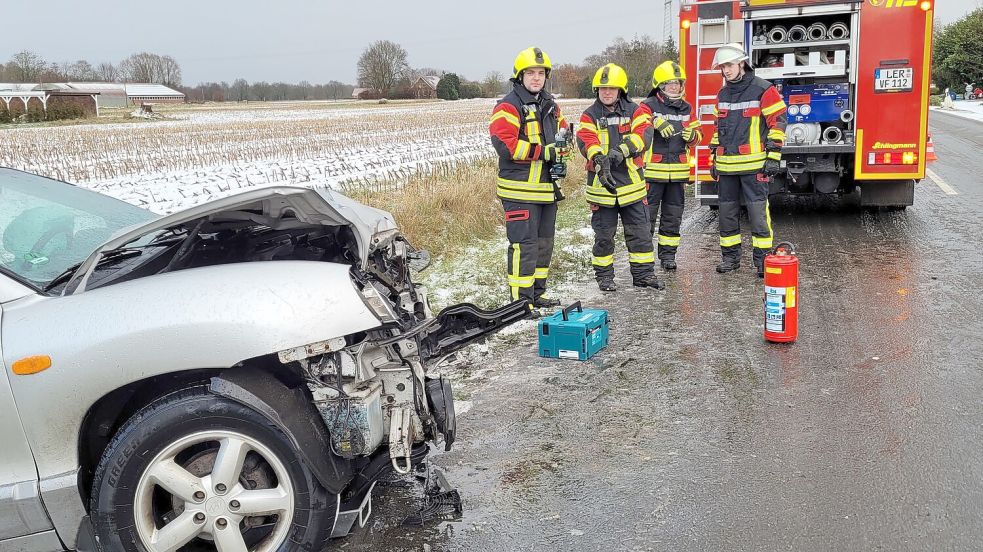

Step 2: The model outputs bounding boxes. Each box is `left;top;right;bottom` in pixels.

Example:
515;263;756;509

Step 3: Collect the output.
537;302;609;360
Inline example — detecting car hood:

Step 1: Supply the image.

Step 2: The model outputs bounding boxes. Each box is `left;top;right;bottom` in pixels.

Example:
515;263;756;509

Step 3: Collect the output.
99;186;398;267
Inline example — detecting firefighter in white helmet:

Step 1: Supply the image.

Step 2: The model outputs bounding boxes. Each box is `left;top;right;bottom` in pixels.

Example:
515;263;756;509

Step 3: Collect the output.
709;43;787;277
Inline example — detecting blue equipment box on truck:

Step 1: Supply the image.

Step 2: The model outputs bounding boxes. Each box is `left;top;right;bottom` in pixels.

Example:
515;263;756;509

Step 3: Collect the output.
537;302;609;360
779;83;850;124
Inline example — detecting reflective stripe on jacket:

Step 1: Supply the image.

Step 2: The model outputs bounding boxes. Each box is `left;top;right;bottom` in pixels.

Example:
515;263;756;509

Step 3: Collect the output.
637;91;701;182
576;97;652;207
490;83;568;203
710;71;787;175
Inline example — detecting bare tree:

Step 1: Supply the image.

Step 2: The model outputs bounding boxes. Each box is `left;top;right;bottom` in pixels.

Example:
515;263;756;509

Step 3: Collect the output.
231;78;249;101
325;80;353;100
586;35;664;97
120;52;182;86
357;40;409;94
9;50;47;82
250;81;272;101
96;62;119;82
482;71;507;97
67;60;97;81
551;64;589;98
160;55;182;87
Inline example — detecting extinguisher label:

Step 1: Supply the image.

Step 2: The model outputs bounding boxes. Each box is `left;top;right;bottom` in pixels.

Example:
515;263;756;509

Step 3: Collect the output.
765;286;786;333
787;286;796;308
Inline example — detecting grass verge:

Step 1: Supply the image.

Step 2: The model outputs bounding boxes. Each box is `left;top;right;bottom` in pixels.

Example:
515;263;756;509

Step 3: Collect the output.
348;156;595;311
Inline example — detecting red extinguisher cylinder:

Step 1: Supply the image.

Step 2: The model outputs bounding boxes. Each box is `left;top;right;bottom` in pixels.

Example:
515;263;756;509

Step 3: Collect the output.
764;243;798;343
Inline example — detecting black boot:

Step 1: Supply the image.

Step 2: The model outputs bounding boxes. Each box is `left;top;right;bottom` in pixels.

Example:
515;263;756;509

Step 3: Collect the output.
716;258;741;273
753;250;766;278
633;274;665;289
533;296;561;308
597;278;617;292
661;258;677;271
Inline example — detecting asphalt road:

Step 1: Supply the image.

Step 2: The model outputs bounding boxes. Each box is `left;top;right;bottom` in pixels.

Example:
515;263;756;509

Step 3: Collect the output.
344;111;983;551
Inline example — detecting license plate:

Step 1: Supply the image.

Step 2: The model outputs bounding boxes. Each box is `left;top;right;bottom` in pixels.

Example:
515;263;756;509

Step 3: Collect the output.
874;67;913;92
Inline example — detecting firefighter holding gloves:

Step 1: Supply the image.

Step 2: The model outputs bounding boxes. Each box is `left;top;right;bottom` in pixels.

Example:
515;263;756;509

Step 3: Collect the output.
489;47;570;309
709;43;787;277
576;63;662;292
635;61;702;271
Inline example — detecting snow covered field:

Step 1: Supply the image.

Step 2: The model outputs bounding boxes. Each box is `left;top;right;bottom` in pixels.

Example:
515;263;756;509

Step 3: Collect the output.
2;99;590;214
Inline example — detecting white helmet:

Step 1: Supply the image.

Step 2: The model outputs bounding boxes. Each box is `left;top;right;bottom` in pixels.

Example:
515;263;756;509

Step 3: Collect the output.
712;43;750;69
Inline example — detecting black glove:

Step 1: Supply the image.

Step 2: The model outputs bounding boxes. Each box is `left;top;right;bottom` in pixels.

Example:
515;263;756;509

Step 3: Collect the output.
593;154;618;193
763;158;781;177
607;146;626;167
710;155;719;180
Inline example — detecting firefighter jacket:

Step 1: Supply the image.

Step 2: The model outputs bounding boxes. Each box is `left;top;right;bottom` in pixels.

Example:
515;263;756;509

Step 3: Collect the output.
710;70;787;175
489;83;568;204
576;96;652;207
636;90;702;182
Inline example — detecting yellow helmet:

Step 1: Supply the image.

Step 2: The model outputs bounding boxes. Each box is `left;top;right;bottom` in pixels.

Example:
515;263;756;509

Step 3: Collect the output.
512;47;552;80
592;63;629;93
652;61;686;89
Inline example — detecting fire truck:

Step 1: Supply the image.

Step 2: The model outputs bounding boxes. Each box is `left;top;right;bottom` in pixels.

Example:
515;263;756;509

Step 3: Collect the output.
680;0;935;208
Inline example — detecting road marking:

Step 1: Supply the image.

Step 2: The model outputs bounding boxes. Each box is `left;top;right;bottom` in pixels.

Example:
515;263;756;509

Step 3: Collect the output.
926;168;958;195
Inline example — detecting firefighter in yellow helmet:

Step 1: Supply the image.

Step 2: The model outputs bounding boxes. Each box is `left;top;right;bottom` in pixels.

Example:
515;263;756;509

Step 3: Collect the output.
489;47;569;308
575;63;661;292
633;61;702;270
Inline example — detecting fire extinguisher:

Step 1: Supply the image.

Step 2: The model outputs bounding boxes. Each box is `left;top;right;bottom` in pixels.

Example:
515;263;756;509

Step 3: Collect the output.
764;242;798;343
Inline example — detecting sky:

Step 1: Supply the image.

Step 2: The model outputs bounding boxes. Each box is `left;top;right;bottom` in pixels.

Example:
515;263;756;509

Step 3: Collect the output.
1;0;977;86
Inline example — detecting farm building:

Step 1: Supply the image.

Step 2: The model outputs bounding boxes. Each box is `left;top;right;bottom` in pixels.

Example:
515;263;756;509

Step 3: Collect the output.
0;82;184;113
124;83;185;104
0;83;99;118
410;76;440;99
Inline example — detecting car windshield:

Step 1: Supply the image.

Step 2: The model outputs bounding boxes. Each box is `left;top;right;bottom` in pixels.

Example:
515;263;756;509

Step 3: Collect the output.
0;169;158;289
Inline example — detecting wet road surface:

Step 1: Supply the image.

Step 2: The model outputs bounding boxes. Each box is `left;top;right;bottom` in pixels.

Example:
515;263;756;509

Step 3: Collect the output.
341;111;983;551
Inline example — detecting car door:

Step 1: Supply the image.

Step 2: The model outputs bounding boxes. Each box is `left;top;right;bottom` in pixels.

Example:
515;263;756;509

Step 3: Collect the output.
0;276;54;541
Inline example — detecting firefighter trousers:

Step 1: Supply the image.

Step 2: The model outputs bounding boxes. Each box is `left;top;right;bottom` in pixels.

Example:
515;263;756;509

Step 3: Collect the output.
646;179;685;261
591;201;655;282
717;173;774;269
502;200;557;304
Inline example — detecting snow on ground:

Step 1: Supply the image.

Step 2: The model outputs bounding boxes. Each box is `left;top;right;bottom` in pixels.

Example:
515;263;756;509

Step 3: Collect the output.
0;99;585;213
0;98;591;215
0;100;494;213
931;100;983;124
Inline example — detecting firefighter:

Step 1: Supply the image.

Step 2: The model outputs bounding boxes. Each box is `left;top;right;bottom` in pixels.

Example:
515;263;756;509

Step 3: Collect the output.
709;43;787;277
576;63;661;292
635;60;702;271
489;47;569;308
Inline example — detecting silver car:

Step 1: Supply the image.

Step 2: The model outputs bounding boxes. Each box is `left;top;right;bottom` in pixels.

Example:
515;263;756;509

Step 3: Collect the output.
0;168;528;552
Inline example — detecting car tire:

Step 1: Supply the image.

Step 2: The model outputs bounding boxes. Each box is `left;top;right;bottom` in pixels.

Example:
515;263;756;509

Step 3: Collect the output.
90;385;336;551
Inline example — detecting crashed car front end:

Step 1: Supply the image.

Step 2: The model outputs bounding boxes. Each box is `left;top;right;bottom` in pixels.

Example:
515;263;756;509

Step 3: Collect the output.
57;185;529;484
278;227;529;473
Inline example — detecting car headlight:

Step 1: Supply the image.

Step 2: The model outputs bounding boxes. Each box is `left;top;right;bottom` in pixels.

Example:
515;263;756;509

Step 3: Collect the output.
358;283;399;323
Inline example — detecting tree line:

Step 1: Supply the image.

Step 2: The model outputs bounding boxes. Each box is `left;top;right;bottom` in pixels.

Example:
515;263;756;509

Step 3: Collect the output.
1;50;182;87
357;36;679;100
933;8;983;91
2;34;678;104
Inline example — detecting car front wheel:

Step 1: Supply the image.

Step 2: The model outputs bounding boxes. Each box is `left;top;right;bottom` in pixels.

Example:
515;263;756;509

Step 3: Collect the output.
90;386;335;551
